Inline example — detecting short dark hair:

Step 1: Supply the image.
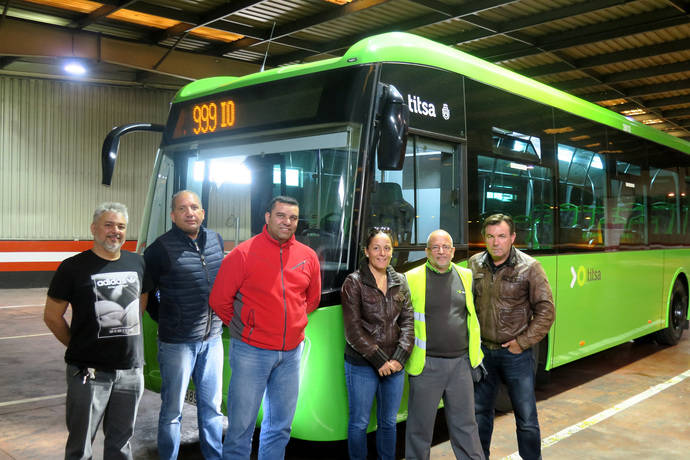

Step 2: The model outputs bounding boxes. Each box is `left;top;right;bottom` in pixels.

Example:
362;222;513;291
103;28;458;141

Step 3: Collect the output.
267;195;299;213
170;190;201;211
481;213;514;235
365;227;393;248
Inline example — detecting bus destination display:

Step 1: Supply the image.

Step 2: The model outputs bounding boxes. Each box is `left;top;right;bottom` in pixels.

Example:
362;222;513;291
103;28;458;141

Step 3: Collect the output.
172;99;236;138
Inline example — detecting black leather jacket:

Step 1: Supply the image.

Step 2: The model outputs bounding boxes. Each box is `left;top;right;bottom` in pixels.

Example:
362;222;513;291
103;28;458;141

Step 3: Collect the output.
341;261;414;369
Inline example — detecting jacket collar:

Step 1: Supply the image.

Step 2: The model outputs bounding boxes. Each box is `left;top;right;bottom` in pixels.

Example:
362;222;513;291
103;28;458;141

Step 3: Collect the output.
261;225;295;248
481;246;517;269
425;260;453;274
171;223;207;248
359;258;400;289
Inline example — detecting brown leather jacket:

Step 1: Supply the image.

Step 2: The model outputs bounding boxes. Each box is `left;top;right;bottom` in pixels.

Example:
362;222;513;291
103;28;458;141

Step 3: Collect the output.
341;262;415;369
468;247;555;351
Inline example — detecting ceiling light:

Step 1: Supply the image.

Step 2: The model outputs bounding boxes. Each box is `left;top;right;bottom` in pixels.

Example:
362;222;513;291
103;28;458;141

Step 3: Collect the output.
64;61;87;76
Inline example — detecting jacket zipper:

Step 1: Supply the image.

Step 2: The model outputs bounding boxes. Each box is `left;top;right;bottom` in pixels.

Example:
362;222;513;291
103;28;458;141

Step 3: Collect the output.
280;247;288;351
193;239;213;341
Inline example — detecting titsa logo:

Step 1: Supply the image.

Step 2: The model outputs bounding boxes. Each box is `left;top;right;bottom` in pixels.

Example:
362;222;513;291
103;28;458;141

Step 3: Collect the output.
408;94;439;118
569;265;602;288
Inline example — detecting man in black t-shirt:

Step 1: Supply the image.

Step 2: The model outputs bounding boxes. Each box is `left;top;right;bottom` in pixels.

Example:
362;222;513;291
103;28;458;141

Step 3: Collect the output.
44;202;152;460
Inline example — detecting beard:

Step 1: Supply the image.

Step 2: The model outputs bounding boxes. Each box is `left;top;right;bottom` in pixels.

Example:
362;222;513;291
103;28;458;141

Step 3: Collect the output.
99;236;124;253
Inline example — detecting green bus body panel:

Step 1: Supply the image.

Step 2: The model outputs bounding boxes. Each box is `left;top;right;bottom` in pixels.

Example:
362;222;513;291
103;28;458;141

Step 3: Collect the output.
534;249;689;369
462;251;688;371
170;32;690;155
142;304;410;442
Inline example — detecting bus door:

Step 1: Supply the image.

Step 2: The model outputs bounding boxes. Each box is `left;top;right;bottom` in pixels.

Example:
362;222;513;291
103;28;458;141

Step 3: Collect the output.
367;134;466;271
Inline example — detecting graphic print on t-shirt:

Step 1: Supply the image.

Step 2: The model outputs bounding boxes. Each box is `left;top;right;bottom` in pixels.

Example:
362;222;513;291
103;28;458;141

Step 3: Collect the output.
91;271;141;338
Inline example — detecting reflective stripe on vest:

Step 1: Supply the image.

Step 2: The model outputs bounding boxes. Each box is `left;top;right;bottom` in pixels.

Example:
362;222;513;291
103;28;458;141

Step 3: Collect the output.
404;262;484;376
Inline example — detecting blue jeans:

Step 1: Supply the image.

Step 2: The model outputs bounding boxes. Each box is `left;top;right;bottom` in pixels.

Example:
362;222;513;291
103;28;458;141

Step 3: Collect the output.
344;361;404;460
157;336;224;460
474;346;541;460
223;338;304;460
65;364;143;460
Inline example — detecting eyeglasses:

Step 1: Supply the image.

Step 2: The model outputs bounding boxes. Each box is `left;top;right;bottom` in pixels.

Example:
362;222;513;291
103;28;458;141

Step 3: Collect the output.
428;244;453;253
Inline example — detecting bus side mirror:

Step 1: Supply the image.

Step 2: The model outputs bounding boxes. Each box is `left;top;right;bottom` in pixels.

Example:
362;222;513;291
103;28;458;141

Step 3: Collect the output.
101;123;164;186
376;84;409;171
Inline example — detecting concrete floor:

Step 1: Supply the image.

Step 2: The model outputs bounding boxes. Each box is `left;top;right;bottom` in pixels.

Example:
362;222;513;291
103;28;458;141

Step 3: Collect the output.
1;287;688;459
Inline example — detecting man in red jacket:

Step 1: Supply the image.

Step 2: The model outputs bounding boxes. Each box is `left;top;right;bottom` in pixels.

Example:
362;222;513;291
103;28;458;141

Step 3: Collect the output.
210;195;321;459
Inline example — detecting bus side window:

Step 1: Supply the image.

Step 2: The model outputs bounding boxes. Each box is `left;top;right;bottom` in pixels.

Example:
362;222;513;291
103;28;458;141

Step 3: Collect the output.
649;165;681;244
465;78;555;251
611;159;646;246
554;111;608;249
474;154;553;250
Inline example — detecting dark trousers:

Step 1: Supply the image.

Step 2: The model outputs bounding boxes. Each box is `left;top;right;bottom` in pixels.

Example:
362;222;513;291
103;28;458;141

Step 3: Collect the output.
474;346;541;460
406;355;484;460
65;364;144;460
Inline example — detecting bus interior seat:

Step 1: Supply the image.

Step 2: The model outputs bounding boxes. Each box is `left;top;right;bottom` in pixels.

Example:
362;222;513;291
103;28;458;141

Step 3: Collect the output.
513;215;533;247
559;203;579;228
369;182;414;246
532;203;554;248
650;202;675;234
595;214;627;245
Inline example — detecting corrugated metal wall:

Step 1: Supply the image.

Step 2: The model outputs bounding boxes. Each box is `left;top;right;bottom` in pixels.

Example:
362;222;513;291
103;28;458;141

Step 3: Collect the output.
0;77;175;240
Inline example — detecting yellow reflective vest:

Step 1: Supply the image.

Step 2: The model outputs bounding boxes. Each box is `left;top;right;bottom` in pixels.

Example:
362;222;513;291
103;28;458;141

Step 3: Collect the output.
404;262;483;375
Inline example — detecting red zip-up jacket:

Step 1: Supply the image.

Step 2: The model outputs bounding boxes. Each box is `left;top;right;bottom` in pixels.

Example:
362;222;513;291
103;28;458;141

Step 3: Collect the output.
209;226;321;351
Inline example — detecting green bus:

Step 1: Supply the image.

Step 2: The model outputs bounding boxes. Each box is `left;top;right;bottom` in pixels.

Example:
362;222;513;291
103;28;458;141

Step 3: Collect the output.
102;32;690;442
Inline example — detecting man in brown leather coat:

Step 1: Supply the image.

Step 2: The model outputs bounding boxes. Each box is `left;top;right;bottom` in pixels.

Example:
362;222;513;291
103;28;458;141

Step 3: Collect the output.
468;214;555;460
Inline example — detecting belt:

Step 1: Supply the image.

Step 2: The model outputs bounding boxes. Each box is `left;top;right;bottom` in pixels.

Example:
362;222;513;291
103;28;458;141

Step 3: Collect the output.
482;341;503;350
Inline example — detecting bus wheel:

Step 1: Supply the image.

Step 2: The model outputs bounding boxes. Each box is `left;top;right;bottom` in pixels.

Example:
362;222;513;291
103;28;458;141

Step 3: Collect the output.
654;280;688;346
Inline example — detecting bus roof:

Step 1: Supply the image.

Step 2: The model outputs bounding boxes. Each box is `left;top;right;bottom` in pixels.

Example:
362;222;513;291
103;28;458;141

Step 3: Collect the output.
173;32;690;155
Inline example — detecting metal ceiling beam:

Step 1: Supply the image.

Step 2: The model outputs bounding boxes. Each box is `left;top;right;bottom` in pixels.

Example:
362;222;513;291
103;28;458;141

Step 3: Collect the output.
95;0;315;55
98;0;201;23
549;73;690;97
0;17;259;79
69;1;136;29
662;107;690;119
210;0;392;56
604;61;690;84
474;7;689;62
439;0;627;47
152;0;264;42
572;61;690;102
267;0;517;66
519;38;690;78
640;94;690;109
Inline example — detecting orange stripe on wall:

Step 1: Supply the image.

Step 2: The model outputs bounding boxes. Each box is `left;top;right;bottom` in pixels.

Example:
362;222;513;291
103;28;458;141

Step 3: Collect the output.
0;262;61;272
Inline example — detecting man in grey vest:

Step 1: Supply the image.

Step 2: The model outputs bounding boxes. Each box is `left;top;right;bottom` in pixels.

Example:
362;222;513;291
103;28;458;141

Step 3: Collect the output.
144;190;225;460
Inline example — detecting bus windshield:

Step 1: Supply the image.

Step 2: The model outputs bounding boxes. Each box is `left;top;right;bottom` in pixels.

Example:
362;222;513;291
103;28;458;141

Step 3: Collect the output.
142;128;360;295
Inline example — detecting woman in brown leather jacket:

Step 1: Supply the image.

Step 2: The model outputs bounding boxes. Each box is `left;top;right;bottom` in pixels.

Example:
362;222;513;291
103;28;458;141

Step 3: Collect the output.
341;227;414;460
